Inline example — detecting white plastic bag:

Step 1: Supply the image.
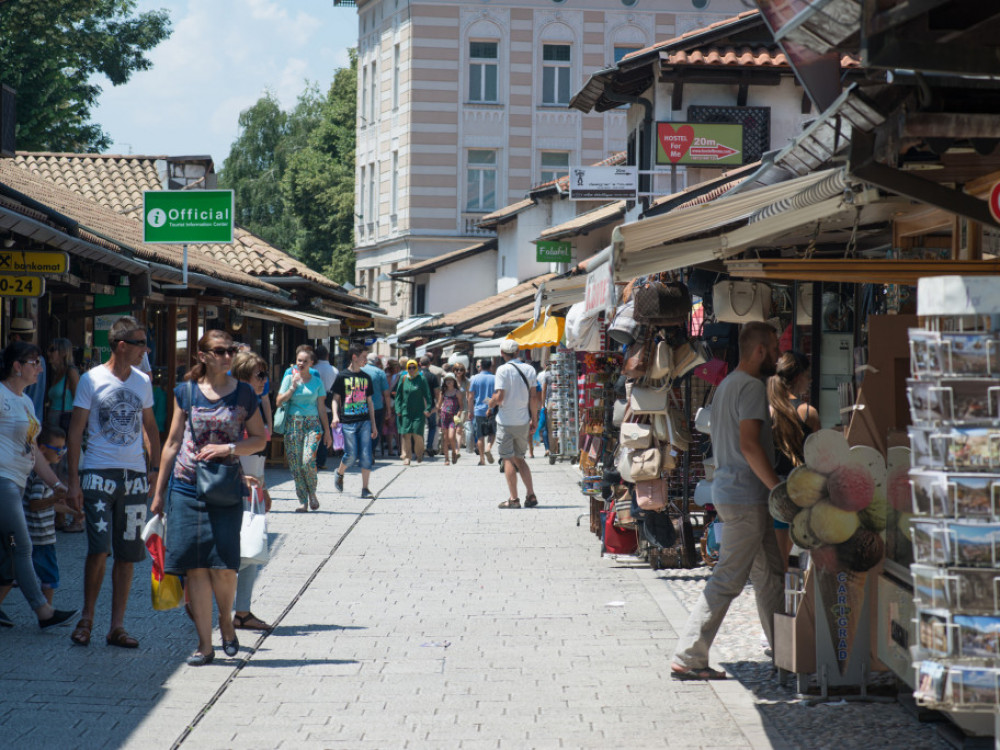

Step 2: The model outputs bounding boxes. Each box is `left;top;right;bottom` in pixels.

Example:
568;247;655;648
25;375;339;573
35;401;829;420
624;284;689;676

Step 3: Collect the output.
240;488;269;566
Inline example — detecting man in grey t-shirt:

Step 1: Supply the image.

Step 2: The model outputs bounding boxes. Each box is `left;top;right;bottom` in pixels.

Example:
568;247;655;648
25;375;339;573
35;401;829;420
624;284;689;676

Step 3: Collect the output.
671;321;783;680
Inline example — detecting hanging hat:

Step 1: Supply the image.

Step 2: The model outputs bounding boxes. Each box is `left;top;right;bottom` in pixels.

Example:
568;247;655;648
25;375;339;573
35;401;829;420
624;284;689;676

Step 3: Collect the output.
9;318;35;335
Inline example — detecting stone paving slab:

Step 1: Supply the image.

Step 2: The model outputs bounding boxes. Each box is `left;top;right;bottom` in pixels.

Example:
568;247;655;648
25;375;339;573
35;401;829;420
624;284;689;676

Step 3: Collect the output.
0;452;958;749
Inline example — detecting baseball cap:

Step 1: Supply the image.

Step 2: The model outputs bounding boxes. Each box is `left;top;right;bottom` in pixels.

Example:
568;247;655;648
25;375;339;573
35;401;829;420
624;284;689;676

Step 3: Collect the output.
500;339;519;354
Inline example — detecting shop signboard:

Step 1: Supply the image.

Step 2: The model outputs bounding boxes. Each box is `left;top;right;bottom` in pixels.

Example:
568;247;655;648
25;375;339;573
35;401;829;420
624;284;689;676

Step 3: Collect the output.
583;259;614;320
0;274;45;297
143;190;234;244
655;122;744;167
536;240;572;263
568;166;637;200
989;181;1000;225
0;250;68;274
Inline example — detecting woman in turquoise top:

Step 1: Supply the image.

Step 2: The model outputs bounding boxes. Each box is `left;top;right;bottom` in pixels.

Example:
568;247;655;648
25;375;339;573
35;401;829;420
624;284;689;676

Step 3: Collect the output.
45;338;78;430
276;345;332;511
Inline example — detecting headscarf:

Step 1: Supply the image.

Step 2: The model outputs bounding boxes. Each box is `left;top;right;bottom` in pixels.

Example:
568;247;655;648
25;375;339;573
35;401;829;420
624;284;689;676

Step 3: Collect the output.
406;359;419;378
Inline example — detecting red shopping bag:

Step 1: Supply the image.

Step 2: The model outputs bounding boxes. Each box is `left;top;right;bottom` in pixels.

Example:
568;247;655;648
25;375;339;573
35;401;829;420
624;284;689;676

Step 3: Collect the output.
142;516;184;611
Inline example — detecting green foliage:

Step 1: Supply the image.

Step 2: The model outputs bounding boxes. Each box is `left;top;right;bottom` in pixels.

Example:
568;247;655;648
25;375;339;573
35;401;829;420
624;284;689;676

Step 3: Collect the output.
0;0;171;151
219;52;357;284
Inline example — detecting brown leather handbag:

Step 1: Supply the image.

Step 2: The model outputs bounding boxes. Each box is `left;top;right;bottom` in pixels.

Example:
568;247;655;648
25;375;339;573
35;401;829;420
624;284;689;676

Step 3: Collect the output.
633;280;691;323
622;329;652;378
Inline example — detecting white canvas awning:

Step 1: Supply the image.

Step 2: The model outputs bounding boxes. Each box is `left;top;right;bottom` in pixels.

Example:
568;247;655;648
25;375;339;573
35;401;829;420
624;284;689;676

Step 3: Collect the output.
473;337;506;357
249;306;342;338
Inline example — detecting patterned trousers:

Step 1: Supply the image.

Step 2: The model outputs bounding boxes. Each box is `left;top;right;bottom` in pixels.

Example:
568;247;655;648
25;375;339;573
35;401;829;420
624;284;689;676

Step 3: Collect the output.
285;415;321;505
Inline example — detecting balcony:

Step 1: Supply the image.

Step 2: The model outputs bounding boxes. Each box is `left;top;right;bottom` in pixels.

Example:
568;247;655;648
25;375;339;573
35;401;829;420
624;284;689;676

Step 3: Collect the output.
462;213;497;238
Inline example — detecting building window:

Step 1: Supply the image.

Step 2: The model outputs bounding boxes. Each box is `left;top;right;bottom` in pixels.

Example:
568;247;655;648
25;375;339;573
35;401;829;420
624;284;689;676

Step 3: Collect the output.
542;44;571;106
370;60;378;122
614;46;640;63
368;162;376;223
390;151;399;215
414;283;427;315
361;65;368;124
392;44;400;109
468;41;498;103
540;151;569;184
466;149;497;211
358;165;366;222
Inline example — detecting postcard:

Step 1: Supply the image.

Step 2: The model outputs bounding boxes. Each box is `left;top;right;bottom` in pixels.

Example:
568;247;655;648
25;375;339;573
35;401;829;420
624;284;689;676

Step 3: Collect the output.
954;615;1000;659
909;330;943;378
907;378;1000;425
917;609;952;657
945;428;1000;471
911;520;950;565
910;471;950;517
949;667;1000;708
950;522;1000;567
941;332;998;376
911;564;950;610
915;660;946;703
953;567;1000;614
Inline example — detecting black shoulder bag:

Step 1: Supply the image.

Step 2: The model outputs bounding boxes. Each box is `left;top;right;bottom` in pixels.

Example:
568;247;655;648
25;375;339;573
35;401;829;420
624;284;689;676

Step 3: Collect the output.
187;381;243;507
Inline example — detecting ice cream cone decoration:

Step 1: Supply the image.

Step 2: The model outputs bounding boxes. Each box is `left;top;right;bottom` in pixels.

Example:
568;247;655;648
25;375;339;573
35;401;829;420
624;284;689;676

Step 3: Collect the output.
815;566;869;675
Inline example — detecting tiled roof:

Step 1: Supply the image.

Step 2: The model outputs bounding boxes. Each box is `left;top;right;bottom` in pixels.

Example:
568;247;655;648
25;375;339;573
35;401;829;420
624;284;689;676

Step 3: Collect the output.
438;273;558;330
14;152;345;292
662;46;860;69
393;239;497;277
478;198;536;228
529;151;628;195
467;301;536;337
620;10;762;63
0;160;281;293
537;201;625;241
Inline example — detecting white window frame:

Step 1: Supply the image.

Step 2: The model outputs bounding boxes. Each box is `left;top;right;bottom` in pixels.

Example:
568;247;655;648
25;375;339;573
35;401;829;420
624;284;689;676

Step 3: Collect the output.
358;165;366;222
368;161;377;226
390;151;399;215
392;44;400;110
540;151;570;184
361;65;368;125
542;44;572;106
468;40;499;104
465;149;497;212
370;60;378;122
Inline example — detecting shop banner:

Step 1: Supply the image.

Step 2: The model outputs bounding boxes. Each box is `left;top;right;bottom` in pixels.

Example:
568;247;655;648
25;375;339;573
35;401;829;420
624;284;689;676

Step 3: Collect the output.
536;240;572;263
569;166;637;200
583;260;614;320
655;123;744;167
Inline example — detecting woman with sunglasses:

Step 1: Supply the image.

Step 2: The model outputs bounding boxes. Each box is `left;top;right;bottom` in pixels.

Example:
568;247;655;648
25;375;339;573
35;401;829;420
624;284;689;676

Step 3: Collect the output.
44;338;79;432
152;331;267;665
229;350;273;633
0;341;77;629
275;345;332;511
393;359;433;465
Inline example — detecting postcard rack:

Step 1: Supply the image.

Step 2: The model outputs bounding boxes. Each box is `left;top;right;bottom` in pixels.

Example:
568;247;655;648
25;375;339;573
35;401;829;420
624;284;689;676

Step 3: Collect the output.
908;315;1000;716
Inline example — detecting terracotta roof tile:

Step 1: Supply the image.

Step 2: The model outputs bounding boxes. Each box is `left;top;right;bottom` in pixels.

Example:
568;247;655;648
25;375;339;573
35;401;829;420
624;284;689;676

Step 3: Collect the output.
479;198;536;227
620;9;762;62
538;201;625;241
662;46;860;69
438;273;558;329
394;239;496;277
468;301;536;337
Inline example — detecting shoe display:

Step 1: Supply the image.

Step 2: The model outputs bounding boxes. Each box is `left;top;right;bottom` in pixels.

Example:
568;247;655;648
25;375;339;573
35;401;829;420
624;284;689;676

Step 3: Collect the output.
335;474;344;492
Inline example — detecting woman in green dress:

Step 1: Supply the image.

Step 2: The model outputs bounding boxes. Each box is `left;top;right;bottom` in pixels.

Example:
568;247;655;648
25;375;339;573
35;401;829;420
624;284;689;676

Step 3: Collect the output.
394;359;433;466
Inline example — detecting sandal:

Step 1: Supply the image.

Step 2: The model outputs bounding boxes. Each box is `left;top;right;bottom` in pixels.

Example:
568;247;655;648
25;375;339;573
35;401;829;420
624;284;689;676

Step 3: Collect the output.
233;612;272;631
498;498;521;509
309;497;320;511
524;494;538;508
106;626;139;649
70;618;93;646
670;666;726;681
295;505;308;513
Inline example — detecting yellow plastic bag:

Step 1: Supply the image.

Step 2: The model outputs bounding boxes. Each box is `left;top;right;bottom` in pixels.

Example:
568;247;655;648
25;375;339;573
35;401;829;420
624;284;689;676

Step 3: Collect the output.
142;516;184;611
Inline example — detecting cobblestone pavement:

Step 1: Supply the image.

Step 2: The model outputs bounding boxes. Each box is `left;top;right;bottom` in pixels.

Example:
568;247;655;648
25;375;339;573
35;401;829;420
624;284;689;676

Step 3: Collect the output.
0;452;952;749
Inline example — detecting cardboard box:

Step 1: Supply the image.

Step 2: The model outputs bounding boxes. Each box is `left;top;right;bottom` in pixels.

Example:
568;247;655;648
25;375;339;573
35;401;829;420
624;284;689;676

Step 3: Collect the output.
774;568;816;674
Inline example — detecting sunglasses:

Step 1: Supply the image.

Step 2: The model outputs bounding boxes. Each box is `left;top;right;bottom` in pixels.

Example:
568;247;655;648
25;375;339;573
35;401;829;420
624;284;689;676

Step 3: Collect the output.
209;346;239;357
254;371;268;380
41;442;68;456
121;339;148;347
407;365;417;370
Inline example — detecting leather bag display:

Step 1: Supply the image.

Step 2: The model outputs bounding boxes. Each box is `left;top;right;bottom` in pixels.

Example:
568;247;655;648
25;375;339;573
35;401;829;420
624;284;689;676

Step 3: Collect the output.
628;447;661;482
603;509;639;555
633;280;691;323
628;382;668;415
671;340;710;380
635;478;668;511
608;300;639;346
652;412;669;443
647;340;673;381
712;280;772;323
619;421;652;450
622;330;652;379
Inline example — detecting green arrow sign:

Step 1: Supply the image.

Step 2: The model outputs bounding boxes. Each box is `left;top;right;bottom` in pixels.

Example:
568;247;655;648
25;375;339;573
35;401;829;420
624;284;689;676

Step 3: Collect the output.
536;240;572;263
143;190;234;244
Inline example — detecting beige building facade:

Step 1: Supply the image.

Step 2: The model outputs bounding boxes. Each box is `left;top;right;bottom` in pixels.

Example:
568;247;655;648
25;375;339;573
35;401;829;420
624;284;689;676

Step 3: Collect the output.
345;0;746;320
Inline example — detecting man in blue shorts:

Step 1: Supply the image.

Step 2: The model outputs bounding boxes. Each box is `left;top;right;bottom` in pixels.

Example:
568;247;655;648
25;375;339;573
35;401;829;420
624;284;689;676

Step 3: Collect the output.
332;343;378;498
468;358;496;465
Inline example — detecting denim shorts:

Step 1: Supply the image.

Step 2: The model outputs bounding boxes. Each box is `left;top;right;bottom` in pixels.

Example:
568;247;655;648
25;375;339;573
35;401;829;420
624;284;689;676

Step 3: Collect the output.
341;420;374;471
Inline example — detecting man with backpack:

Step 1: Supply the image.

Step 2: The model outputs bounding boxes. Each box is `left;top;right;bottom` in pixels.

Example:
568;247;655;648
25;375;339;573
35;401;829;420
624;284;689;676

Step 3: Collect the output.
489;340;538;509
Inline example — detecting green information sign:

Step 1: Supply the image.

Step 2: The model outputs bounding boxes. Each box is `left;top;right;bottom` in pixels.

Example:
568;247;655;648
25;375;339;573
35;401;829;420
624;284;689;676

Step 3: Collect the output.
655;122;744;167
143;190;234;244
536;240;572;263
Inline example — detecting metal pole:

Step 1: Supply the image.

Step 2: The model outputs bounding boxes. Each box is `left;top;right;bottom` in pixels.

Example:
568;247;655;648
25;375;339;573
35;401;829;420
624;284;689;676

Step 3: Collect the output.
182;244;188;287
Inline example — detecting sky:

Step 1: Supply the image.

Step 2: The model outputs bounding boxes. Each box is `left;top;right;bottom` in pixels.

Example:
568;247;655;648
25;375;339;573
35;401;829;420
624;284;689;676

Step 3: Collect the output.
91;0;357;170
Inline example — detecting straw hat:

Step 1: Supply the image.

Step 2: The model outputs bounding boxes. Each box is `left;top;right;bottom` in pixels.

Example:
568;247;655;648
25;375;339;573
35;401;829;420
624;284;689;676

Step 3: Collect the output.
10;317;35;335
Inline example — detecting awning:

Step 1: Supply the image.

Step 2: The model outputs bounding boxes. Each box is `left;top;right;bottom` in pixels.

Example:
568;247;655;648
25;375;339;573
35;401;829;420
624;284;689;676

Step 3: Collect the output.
249;306;341;338
506;311;565;350
536;275;587;309
415;334;484;358
385;313;441;344
474;337;507;357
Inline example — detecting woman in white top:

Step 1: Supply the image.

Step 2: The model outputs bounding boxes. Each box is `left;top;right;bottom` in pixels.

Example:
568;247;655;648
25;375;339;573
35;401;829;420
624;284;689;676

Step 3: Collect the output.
0;341;77;629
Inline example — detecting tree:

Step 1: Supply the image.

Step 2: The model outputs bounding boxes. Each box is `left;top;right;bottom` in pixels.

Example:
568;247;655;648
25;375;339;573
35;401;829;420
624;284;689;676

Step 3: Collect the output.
0;0;172;151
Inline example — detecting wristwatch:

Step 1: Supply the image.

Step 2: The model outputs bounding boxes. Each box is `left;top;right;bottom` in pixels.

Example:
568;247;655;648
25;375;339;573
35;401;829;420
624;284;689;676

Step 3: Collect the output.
228;443;236;456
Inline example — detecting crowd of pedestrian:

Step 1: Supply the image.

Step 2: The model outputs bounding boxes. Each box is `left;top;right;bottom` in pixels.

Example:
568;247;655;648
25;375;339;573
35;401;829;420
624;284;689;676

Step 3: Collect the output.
0;316;549;665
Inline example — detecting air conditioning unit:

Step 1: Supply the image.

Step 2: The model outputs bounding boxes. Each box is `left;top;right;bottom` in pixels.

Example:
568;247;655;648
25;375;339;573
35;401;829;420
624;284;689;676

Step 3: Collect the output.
1;85;14;158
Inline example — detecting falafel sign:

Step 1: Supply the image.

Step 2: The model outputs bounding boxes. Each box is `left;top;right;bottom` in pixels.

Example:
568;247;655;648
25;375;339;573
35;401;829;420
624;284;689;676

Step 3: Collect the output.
143;190;234;244
655;122;744;167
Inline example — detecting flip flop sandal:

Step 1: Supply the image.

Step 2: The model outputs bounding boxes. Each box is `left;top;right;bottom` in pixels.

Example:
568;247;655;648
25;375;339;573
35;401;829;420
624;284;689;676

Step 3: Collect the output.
233;612;272;631
524;494;539;508
106;626;139;649
70;618;92;646
670;666;726;681
498;498;521;509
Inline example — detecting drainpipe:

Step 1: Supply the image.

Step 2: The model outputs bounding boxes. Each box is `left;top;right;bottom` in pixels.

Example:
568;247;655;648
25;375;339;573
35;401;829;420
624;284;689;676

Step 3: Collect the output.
599;92;653;211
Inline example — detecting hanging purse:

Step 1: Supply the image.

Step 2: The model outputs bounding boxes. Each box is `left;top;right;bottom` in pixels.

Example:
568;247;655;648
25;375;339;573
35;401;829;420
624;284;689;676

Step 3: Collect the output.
693;358;728;386
671;340;710;380
652;412;669;443
712;280;772;323
612;398;627;428
188;382;244;507
603;508;639;555
647;340;673;381
622;329;652;378
628;447;661;481
608;300;639;346
633;280;691;323
796;283;814;326
628;381;668;415
619;421;652;450
667;406;692;452
616;447;634;484
635;479;668;511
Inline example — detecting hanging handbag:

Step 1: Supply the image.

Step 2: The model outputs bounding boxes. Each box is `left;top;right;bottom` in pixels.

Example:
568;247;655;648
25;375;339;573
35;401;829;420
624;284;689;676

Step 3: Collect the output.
647;340;673;381
635;478;668;511
611;399;627;428
603;508;638;555
667;406;692;452
615;447;634;484
671;340;709;380
240;487;269;566
702;322;738;350
272;402;288;435
640;509;678;547
633;280;691;323
612;486;635;527
628;381;668;415
796;283;814;326
694;405;712;435
188;382;244;507
652;412;669;443
693;358;728;386
619;421;652;449
608;300;639;347
622;329;652;378
712;280;772;323
628;447;661;481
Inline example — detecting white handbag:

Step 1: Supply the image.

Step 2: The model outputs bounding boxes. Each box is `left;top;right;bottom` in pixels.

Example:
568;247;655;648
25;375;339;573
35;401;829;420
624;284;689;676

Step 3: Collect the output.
620;422;652;449
240;488;269;566
616;447;634;483
713;280;772;323
647;341;673;381
652;413;669;443
628;382;668;415
796;283;813;326
694;405;712;435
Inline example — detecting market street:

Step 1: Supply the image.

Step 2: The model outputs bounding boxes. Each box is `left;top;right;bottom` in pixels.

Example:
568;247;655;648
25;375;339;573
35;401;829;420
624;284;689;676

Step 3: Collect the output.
1;457;946;749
